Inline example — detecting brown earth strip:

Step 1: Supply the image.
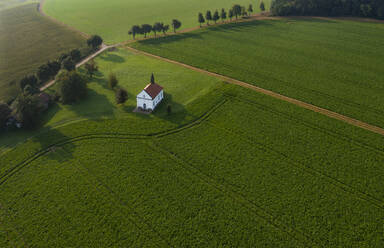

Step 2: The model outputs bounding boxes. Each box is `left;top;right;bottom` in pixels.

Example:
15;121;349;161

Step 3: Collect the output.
125;46;384;136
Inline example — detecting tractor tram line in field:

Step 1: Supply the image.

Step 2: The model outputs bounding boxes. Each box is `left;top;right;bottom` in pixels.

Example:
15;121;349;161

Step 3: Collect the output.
57;148;173;247
0;100;226;186
204;110;384;211
146;141;319;247
124;46;384;137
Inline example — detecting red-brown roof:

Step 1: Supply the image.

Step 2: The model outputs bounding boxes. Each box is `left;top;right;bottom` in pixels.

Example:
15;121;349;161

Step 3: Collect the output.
144;83;163;99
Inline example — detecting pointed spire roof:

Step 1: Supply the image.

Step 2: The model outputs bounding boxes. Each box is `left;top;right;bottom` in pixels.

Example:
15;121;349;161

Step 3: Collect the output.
150;73;155;84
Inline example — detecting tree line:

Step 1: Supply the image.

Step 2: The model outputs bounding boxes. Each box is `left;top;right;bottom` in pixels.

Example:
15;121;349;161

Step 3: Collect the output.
197;2;265;27
271;0;383;19
0;35;103;130
129;20;182;39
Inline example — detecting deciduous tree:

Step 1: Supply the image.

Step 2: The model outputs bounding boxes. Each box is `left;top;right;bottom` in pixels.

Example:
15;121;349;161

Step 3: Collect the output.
20;75;38;91
129;25;141;39
172;19;182;33
248;4;254;15
221;8;227;22
57;71;87;104
141;24;152;38
87;35;103;49
61;57;76;71
206;10;212;25
108;73;118;89
260;1;265;12
14;94;42;128
232;4;242;19
70;49;81;62
213;10;220;24
198;13;205;27
84;60;98;78
115;88;128;104
229;9;234;20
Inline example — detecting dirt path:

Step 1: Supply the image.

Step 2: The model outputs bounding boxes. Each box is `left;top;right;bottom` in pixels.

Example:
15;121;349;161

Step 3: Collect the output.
125;46;384;136
39;44;116;91
35;4;384;136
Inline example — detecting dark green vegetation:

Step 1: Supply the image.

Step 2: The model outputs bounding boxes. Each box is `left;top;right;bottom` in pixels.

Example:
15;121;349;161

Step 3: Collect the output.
131;18;384;128
271;0;384;19
1;83;384;246
0;3;85;102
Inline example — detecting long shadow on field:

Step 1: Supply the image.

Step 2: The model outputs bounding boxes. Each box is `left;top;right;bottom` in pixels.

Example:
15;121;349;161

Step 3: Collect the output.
99;52;125;63
138;32;203;45
153;93;188;124
30;127;76;163
65;88;116;119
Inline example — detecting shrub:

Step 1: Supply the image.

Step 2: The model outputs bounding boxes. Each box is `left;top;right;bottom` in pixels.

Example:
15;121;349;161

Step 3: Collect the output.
108;73;118;89
115;88;128;104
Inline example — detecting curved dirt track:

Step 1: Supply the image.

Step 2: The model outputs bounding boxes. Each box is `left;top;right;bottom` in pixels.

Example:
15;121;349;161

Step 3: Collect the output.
125;46;384;137
35;2;384;136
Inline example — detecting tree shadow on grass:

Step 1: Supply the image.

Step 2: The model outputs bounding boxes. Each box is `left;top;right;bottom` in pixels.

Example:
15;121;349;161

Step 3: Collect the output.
64;88;116;120
153;93;189;125
138;32;203;46
30;127;76;163
99;53;125;63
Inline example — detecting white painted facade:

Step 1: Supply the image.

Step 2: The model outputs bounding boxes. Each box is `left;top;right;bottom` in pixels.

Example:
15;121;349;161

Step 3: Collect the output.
136;89;164;111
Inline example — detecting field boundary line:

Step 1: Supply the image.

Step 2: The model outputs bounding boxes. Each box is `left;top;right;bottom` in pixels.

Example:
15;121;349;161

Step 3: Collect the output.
203;105;384;210
125;46;384;137
146;141;320;247
227;95;384;155
0;100;225;185
38;0;89;39
58;148;171;248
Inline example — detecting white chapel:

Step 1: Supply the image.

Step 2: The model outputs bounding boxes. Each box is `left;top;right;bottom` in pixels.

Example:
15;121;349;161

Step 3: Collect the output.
136;74;164;111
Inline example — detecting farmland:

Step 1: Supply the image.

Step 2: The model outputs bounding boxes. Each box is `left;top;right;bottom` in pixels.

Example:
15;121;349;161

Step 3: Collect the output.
132;18;384;128
1;83;384;246
2;1;384;246
0;3;85;102
0;48;221;153
43;0;271;44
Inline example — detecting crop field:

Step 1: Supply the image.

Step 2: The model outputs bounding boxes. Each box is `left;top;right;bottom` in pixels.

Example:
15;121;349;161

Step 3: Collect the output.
1;83;384;246
0;3;85;102
43;0;271;44
132;18;384;128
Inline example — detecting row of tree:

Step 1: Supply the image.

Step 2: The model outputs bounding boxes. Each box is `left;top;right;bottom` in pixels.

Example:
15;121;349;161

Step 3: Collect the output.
0;35;103;130
271;0;384;19
129;20;182;39
198;3;266;27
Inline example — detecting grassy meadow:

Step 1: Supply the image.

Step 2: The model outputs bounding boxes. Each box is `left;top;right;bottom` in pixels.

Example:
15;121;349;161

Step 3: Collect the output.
0;3;85;103
0;48;221;152
1;81;384;246
43;0;271;44
132;18;384;128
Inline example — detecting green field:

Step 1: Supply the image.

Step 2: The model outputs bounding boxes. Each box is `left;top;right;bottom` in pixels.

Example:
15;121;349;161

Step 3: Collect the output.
1;80;384;246
132;18;384;128
0;3;85;102
0;0;36;10
0;48;220;153
43;0;271;44
2;7;384;246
